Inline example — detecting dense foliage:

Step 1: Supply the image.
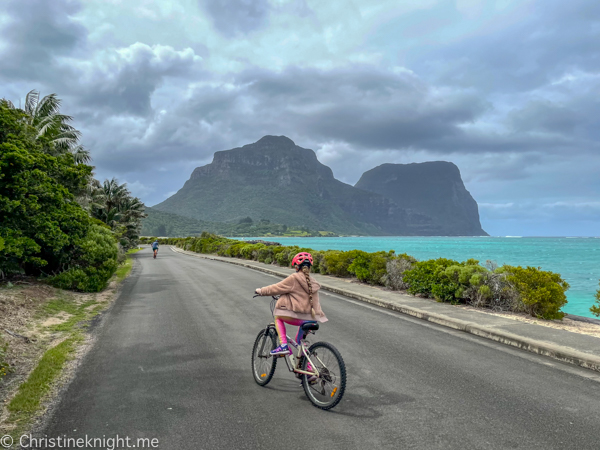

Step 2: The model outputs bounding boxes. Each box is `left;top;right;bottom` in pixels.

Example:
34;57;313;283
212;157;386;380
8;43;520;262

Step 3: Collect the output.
0;102;94;277
50;224;119;292
1;92;145;291
147;233;572;319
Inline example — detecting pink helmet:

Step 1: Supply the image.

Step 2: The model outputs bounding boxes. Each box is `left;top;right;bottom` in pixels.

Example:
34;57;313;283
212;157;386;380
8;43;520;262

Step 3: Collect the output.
291;252;313;267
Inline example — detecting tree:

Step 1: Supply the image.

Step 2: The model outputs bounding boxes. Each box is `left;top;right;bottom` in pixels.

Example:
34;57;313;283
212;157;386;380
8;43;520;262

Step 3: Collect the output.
0;97;121;291
90;178;146;249
0;101;116;285
5;90;91;164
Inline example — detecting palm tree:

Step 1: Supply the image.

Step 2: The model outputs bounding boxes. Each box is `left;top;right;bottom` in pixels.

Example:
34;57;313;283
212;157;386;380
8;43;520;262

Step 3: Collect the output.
90;178;147;249
8;90;91;164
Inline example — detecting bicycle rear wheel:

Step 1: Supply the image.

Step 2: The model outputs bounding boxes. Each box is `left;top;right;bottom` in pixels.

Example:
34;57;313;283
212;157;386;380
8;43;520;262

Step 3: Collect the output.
251;328;278;386
302;341;346;410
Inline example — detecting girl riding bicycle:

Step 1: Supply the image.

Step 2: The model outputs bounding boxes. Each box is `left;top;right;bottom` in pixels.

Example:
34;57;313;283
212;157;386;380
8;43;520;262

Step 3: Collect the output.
255;252;327;356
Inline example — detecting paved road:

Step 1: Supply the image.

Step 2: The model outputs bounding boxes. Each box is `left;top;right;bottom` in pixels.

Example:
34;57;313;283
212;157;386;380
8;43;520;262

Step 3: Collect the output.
44;249;600;449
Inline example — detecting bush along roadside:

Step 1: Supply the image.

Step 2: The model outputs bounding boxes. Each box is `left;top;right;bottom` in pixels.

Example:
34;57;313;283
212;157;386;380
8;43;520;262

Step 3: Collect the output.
0;247;142;440
591;280;600;317
146;233;571;320
0;96;146;294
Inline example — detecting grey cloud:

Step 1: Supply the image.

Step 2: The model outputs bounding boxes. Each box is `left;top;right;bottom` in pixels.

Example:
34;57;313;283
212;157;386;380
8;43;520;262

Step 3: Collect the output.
76;44;201;117
84;62;599;188
0;0;86;81
506;83;600;142
233;66;491;151
508;100;582;134
199;0;270;36
410;0;600;93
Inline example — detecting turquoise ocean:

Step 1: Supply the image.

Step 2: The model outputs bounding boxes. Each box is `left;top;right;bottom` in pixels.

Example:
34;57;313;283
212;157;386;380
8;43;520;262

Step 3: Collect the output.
236;236;600;318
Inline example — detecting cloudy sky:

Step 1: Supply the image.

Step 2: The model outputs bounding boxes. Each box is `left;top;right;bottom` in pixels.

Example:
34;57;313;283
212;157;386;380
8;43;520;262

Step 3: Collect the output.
1;0;599;236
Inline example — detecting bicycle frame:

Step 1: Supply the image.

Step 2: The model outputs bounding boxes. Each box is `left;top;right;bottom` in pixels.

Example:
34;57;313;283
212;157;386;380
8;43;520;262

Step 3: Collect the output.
260;322;320;378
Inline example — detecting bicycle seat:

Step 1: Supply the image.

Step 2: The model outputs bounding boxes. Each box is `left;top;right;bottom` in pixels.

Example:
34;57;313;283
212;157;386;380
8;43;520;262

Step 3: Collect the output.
300;322;319;332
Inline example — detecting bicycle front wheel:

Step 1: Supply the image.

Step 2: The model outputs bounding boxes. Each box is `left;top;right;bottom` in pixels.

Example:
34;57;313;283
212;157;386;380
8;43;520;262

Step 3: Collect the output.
302;341;346;410
251;328;278;386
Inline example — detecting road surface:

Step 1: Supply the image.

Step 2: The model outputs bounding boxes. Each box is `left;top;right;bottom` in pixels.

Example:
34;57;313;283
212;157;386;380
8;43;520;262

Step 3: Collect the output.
44;248;600;449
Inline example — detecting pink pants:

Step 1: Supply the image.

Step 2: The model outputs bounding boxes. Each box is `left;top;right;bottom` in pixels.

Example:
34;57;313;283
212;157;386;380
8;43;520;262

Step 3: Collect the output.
274;316;316;346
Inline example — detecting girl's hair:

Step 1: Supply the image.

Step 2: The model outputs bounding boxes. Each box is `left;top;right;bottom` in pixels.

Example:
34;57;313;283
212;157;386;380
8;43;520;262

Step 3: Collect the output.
300;264;316;319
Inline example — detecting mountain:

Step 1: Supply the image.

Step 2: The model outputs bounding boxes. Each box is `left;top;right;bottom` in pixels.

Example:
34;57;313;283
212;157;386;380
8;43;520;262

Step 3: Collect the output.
153;136;410;235
355;162;487;236
153;135;486;236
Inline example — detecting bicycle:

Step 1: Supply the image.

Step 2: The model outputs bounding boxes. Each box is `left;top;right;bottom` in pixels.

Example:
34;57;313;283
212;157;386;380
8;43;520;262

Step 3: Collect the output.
250;295;346;410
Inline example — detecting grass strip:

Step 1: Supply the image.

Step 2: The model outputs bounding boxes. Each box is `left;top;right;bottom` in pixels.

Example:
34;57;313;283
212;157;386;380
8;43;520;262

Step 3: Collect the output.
116;257;133;282
7;337;78;432
115;247;144;282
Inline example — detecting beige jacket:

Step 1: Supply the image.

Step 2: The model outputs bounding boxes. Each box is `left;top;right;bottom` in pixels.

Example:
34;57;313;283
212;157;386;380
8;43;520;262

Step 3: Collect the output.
258;271;327;322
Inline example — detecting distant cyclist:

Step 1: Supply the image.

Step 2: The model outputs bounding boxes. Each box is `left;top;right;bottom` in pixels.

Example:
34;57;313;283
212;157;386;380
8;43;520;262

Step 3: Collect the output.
254;252;327;356
151;240;159;259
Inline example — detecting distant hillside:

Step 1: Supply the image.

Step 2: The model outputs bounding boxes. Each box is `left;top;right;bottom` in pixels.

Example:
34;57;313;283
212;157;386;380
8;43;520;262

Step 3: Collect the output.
355;162;487;236
141;207;212;236
153;135;486;236
141;207;336;237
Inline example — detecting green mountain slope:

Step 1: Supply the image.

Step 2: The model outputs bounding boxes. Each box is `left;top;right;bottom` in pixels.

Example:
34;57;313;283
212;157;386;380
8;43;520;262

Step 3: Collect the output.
141;207;336;237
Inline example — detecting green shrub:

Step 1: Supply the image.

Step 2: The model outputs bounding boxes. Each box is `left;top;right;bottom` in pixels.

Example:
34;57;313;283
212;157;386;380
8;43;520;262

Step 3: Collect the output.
403;258;462;301
275;247;296;267
257;247;273;263
321;250;352;277
502;265;569;320
441;263;489;302
311;251;325;273
0;139;92;276
50;224;119;292
589;280;600;317
346;250;393;285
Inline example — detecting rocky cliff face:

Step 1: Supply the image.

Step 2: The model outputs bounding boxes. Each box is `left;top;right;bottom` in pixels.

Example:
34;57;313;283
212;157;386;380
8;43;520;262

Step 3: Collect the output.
154;136;486;236
355;162;487;236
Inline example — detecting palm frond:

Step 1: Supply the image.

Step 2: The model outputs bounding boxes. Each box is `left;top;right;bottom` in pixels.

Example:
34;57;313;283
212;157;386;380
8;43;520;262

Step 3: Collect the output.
72;145;92;164
24;90;39;117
